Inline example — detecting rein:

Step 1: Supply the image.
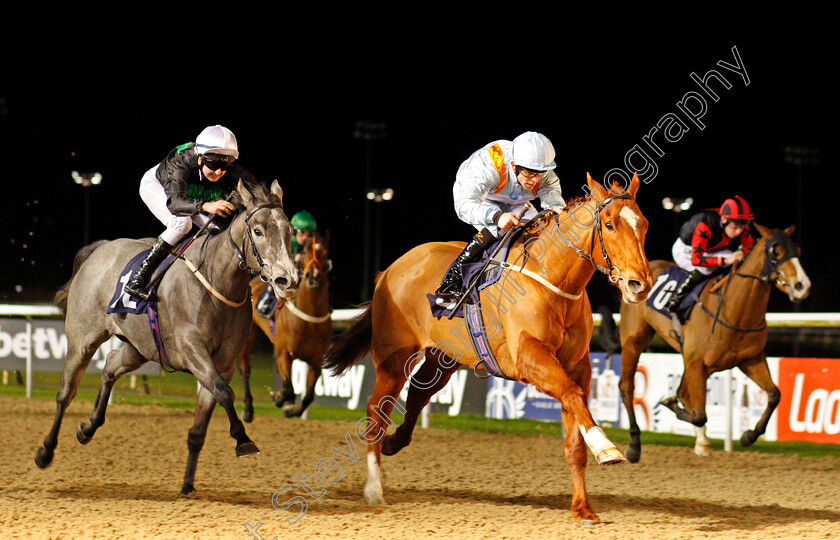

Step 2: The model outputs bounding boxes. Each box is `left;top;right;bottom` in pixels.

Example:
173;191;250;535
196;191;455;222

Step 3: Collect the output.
499;193;634;299
170;202;284;308
180;256;250;307
696;234;793;333
285;300;332;323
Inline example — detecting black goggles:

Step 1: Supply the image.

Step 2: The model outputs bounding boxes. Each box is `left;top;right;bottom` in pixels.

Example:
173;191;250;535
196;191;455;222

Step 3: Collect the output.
201;155;236;171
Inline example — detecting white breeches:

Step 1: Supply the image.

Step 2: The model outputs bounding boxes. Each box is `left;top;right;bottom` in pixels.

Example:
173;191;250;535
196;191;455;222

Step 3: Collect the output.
672;238;733;276
139;165;212;245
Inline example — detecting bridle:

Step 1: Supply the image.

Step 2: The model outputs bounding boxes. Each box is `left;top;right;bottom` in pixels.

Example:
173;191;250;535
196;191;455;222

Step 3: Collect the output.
699;230;799;333
546;193;635;283
302;238;327;277
228;202;286;281
502;192;635;299
732;229;800;288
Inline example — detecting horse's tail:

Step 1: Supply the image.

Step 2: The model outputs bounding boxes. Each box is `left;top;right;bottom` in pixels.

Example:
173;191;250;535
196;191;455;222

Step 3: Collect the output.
54;240;109;314
323;303;372;376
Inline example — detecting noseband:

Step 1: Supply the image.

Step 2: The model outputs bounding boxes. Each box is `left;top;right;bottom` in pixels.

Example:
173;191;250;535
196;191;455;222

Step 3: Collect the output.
228;203;286;280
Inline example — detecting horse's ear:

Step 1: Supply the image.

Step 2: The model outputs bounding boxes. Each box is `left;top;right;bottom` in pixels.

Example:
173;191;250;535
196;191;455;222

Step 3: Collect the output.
586;171;597;191
237;179;254;207
270;179;284;207
627;173;640;198
753;222;772;238
586;172;606;199
785;225;796;236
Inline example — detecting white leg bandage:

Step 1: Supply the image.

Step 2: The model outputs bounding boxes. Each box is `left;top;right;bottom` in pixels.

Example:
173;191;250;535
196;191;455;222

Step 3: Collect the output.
578;425;615;455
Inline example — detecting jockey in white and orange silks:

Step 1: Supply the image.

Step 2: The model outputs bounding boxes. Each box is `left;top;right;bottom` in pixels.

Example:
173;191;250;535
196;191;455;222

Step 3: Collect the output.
435;131;567;300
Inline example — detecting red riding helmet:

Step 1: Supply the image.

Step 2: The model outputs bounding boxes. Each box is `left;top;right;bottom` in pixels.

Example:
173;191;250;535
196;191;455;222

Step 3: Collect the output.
719;195;754;221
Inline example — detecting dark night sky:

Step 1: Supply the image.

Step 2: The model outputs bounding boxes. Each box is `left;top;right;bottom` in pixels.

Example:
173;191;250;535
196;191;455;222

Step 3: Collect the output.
2;7;836;314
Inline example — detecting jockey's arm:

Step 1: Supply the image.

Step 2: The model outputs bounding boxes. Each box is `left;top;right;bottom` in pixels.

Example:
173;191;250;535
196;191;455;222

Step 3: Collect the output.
453;168;503;228
535;171;566;211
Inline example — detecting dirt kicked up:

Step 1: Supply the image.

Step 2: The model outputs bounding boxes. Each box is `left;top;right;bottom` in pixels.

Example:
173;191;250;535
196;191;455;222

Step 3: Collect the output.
1;395;838;539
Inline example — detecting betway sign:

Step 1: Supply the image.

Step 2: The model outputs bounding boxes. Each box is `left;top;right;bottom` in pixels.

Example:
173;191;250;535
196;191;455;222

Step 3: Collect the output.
777;357;840;443
0;317;159;375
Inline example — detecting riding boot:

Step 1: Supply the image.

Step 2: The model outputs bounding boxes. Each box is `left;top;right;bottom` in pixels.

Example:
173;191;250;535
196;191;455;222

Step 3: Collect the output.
124;237;172;300
434;229;496;300
666;269;705;314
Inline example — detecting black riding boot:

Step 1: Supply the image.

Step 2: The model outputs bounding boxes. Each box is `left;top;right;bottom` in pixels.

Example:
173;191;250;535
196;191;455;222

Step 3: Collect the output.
124;237;172;300
435;229;496;300
666;269;705;314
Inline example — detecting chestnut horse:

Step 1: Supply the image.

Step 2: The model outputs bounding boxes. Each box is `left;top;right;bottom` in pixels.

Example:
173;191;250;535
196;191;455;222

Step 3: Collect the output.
615;224;810;462
324;173;653;524
238;232;332;420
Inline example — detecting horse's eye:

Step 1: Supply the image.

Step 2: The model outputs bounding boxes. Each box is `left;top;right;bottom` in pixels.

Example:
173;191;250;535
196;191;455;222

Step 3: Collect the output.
605;221;614;231
773;245;783;259
253;228;263;237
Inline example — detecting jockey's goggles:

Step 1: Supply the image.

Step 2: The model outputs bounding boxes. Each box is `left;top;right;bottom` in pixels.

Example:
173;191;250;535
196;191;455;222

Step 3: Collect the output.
516;166;549;180
201;154;236;171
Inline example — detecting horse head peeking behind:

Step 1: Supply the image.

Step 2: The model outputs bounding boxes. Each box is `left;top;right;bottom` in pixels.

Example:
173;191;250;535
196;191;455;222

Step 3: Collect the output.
299;232;331;290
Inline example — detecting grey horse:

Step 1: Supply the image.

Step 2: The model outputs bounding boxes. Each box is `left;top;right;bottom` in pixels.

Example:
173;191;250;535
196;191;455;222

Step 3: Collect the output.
34;179;299;495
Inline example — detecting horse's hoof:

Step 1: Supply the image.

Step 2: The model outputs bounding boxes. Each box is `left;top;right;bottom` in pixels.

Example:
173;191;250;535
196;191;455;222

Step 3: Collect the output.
364;485;386;504
694;443;712;457
241;409;254;423
740;430;757;447
579;518;601;526
180;484;195;496
381;436;398;456
34;447;53;469
283;405;301;418
236;441;260;457
659;396;677;409
596;446;626;466
624;443;641;464
76;424;92;445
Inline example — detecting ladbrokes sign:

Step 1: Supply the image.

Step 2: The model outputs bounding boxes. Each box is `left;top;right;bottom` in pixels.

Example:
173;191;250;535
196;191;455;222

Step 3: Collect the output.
777;357;840;443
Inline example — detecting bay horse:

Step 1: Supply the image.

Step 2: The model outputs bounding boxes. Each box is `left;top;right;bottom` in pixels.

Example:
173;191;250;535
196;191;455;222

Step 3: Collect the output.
238;232;332;421
615;224;811;462
324;173;653;524
34;180;299;495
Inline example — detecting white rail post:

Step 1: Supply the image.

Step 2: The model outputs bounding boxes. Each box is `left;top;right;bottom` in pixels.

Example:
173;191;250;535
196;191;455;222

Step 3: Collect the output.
724;370;733;452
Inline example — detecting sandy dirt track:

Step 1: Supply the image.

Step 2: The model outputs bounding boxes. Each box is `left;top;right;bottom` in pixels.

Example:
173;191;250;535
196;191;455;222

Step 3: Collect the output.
1;394;838;540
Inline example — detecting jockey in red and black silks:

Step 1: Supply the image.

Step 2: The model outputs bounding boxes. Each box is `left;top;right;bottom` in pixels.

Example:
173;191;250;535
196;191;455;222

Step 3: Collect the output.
666;195;758;315
677;196;758;271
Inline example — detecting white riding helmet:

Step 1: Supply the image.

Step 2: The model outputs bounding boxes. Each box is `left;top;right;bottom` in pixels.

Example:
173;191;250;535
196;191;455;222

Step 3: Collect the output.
511;131;557;170
195;125;239;159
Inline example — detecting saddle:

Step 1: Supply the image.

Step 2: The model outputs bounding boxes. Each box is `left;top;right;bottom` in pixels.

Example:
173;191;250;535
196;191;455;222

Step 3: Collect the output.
647;266;711;323
427;229;523;320
106;248;181;370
